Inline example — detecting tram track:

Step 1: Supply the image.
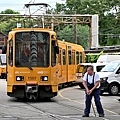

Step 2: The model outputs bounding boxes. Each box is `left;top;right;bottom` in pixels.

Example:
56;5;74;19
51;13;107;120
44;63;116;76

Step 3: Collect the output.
23;98;111;120
24;102;63;120
24;101;80;120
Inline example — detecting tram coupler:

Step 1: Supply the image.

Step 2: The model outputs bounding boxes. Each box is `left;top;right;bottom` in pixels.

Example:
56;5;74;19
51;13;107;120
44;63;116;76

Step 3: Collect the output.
25;82;38;100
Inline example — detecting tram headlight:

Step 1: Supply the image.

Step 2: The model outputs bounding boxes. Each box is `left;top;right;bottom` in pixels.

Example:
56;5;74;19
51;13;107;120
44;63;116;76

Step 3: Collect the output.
40;76;48;81
16;76;24;81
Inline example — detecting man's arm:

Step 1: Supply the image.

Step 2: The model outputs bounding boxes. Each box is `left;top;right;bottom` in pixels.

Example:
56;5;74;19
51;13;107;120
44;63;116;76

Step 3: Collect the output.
82;80;90;95
90;80;100;92
83;81;89;90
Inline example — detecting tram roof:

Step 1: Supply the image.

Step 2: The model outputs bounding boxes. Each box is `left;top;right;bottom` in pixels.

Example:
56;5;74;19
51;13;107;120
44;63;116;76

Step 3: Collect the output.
10;28;56;34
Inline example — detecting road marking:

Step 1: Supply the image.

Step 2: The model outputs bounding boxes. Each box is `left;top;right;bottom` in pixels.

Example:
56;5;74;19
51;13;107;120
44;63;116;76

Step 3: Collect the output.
59;88;84;105
104;109;118;115
59;87;118;115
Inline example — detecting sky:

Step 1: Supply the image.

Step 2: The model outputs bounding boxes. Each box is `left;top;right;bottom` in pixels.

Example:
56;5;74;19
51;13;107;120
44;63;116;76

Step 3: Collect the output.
0;0;66;14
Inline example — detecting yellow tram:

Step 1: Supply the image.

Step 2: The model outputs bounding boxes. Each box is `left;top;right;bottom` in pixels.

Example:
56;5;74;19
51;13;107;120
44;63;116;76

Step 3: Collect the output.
57;41;85;86
3;28;85;100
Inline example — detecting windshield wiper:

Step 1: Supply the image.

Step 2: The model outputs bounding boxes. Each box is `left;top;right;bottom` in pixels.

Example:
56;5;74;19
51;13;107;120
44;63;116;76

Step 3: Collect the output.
28;66;33;70
101;70;109;72
28;61;33;70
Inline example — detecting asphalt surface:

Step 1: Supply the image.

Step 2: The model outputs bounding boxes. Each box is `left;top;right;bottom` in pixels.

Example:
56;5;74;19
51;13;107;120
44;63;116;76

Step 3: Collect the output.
0;79;120;120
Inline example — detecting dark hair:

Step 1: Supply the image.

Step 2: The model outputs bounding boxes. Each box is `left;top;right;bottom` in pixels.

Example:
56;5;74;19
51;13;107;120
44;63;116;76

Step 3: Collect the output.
87;65;94;71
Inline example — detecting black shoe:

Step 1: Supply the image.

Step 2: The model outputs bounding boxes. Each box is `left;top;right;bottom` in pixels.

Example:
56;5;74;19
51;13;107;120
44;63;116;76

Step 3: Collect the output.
99;114;104;117
82;114;89;117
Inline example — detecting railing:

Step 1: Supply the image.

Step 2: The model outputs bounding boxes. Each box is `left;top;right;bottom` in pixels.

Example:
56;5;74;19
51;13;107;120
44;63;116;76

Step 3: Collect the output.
85;45;120;54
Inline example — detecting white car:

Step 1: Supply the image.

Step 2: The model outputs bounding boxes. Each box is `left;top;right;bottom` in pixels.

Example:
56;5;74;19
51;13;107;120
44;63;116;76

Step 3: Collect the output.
99;60;120;95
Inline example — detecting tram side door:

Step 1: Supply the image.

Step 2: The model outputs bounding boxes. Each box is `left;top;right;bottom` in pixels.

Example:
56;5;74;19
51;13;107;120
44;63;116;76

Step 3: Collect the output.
72;50;76;80
58;48;62;84
67;46;74;82
7;40;14;84
61;49;67;83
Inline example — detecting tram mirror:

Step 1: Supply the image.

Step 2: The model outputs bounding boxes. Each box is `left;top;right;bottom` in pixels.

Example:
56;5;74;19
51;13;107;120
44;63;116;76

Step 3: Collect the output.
51;35;56;40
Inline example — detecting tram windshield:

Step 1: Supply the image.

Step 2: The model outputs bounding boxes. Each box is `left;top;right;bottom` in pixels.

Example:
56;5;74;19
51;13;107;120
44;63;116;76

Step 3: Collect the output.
15;32;49;67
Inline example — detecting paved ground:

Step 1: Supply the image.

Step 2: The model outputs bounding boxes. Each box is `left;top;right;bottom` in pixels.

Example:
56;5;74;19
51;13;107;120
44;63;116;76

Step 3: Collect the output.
0;79;120;120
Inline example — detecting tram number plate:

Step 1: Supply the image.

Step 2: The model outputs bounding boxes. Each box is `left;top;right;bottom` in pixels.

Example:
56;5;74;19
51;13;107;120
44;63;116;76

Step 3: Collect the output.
28;76;36;80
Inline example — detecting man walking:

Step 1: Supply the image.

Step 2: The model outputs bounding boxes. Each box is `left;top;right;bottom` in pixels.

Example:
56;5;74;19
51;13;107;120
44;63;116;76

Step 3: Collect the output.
82;66;104;117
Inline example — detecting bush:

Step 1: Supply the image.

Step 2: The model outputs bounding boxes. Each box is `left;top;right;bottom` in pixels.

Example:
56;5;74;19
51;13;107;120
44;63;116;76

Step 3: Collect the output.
86;51;104;63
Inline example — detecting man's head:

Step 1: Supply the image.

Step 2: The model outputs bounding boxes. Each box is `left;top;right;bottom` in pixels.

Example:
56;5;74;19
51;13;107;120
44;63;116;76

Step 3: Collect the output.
87;65;94;75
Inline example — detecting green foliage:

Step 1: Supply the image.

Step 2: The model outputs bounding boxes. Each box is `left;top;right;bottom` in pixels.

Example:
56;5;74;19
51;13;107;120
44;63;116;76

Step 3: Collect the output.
57;24;89;49
0;9;20;34
0;20;17;35
55;0;120;46
1;9;19;14
86;51;104;63
54;3;67;14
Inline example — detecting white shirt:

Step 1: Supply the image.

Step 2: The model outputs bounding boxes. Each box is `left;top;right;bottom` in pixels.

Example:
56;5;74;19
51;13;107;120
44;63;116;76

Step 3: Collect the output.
83;72;100;88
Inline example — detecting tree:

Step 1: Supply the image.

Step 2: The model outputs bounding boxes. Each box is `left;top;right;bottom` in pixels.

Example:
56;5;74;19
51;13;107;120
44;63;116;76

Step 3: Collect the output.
1;9;19;14
0;9;20;34
54;3;67;14
57;25;89;49
55;0;120;46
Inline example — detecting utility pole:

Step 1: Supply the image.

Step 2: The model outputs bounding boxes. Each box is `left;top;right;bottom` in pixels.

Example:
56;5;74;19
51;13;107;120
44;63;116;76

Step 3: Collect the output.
51;16;54;30
74;11;77;44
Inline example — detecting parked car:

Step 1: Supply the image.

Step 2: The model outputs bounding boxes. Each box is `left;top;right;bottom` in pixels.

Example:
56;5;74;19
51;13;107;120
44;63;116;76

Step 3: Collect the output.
99;60;120;95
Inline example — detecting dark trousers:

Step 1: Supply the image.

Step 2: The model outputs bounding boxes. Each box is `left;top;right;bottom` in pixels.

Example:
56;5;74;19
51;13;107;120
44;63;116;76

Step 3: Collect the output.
84;89;104;115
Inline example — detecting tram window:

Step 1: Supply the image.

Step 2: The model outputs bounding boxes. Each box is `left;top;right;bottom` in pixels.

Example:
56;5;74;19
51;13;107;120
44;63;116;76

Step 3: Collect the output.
68;50;72;65
80;52;82;63
58;49;61;65
62;49;66;65
8;40;13;66
51;40;56;67
76;51;79;64
72;51;75;64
